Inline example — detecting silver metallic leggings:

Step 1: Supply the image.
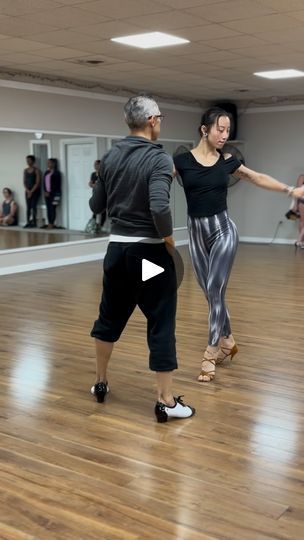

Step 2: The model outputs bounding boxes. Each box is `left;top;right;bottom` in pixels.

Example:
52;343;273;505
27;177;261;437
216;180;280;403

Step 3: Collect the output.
188;210;238;347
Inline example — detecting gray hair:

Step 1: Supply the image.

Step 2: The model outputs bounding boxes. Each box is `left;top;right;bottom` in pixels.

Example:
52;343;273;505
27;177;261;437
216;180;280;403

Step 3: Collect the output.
124;95;160;129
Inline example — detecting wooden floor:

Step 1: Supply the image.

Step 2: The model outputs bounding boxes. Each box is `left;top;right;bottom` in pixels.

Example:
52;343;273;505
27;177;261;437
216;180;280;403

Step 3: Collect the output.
0;244;303;540
0;228;107;250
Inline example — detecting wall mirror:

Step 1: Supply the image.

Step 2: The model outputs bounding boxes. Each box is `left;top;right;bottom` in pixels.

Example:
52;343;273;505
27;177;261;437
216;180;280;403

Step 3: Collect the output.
0;129;192;251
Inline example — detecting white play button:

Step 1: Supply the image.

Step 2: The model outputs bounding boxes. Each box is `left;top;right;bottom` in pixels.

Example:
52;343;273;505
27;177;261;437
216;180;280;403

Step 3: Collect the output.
142;259;164;282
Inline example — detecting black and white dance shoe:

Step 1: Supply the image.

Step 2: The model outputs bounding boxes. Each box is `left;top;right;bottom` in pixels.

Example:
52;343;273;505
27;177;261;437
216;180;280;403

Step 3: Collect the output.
90;381;109;403
154;396;195;423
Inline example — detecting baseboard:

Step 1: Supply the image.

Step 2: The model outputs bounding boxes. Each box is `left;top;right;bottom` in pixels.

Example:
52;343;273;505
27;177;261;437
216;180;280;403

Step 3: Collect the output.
172;227;189;246
0;228;190;275
239;236;295;245
0;237;109;275
0;252;108;275
0;229;295;276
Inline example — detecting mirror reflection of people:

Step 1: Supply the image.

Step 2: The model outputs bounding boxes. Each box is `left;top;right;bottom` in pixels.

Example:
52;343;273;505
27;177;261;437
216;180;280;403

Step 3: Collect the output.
23;154;41;228
88;159;106;230
290;174;304;248
89;160;101;189
89;94;195;423
43;158;62;229
174;106;304;383
0;188;18;226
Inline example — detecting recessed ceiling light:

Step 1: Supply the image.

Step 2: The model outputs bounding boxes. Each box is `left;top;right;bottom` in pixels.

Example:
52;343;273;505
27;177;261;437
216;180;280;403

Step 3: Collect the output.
111;32;190;49
254;69;304;79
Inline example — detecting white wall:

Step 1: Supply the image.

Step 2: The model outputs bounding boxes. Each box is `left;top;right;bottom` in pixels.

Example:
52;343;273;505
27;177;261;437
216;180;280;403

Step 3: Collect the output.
228;107;303;243
0;83;199;229
0;84;200;139
3;82;301;245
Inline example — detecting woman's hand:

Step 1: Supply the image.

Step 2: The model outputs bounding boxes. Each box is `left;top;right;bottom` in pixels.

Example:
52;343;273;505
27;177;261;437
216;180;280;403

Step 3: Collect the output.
293;185;304;199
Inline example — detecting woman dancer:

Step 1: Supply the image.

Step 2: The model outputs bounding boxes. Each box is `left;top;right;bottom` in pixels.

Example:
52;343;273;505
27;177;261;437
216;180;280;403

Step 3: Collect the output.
174;107;304;382
290;174;304;248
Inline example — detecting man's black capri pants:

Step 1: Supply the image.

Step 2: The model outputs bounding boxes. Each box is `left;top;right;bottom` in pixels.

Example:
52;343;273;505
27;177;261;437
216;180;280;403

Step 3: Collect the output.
91;241;177;372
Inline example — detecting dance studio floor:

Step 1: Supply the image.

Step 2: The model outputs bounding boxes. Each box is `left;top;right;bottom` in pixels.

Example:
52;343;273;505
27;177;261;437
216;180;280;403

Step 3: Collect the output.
0;244;303;539
0;227;107;250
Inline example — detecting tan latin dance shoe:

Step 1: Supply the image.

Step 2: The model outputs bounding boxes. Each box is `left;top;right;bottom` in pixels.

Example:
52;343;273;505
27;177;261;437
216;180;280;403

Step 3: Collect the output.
216;343;238;365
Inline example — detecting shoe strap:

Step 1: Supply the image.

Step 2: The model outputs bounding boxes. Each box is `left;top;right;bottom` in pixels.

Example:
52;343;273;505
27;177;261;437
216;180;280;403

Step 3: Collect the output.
157;396;186;409
220;344;235;353
202;356;216;366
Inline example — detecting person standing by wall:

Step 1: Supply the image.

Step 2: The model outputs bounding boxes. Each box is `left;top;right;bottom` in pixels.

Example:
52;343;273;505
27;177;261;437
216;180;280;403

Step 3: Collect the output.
290;174;304;248
23;155;41;228
43;158;62;229
87;159;106;233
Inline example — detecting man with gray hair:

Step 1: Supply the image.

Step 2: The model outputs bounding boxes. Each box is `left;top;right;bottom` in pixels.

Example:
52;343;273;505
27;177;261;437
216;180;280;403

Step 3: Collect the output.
124;94;162;128
89;94;195;422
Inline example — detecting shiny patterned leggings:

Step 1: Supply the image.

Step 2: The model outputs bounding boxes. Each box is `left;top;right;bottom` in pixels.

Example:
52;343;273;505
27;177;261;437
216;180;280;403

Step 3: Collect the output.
188;210;238;347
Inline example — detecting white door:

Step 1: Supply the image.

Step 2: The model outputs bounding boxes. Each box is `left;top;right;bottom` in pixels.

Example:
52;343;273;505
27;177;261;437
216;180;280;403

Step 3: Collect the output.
66;142;97;231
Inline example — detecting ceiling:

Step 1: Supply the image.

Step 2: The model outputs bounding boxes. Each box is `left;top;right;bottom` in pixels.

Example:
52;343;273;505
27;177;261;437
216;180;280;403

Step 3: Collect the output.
1;0;304;105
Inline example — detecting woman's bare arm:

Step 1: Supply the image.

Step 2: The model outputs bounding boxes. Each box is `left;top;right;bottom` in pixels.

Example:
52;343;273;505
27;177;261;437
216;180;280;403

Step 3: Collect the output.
234;164;304;199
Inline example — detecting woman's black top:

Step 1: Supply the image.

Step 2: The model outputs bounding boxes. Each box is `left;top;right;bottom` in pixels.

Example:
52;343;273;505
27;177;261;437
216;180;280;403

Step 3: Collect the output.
173;151;241;217
2;200;17;225
24;169;37;190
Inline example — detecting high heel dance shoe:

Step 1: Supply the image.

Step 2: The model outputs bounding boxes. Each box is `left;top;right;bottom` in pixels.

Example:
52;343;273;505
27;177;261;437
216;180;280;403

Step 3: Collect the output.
197;352;216;382
154;396;195;423
90;381;109;403
216;343;238;365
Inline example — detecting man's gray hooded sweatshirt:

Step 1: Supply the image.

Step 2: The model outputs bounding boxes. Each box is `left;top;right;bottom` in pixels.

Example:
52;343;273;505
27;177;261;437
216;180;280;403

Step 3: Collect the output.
89;135;173;238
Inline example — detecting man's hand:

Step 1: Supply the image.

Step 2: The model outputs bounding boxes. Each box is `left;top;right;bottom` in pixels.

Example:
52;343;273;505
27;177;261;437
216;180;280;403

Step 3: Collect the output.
164;235;175;257
164;235;175;248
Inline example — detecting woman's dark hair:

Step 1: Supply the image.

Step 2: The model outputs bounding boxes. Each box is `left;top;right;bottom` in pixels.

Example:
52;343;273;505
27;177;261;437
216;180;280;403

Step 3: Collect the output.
48;158;58;170
198;106;233;136
3;187;12;196
26;154;36;163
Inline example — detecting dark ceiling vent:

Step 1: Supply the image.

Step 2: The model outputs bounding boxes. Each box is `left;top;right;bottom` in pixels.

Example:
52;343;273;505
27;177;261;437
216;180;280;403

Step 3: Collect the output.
75;59;105;66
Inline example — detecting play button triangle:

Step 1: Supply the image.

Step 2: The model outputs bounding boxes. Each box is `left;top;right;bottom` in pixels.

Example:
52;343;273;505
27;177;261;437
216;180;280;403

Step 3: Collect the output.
142;259;164;282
